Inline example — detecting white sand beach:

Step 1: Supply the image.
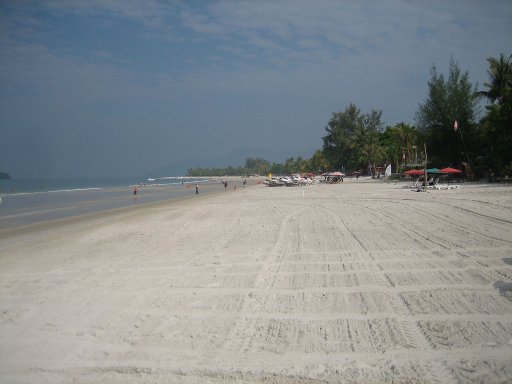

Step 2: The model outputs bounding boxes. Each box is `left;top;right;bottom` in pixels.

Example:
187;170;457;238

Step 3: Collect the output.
1;180;512;383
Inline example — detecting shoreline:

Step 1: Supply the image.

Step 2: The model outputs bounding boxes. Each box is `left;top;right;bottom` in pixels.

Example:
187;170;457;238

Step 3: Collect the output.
1;181;511;383
0;192;198;241
1;178;510;242
1;178;510;241
0;176;263;236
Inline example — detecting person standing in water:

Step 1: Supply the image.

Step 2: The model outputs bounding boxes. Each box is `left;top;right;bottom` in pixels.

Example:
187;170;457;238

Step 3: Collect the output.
195;184;199;194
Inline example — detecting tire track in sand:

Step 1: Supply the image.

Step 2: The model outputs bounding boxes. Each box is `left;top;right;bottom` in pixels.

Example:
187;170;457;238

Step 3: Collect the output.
311;202;369;253
317;198;462;383
390;199;512;245
222;205;306;355
343;200;452;250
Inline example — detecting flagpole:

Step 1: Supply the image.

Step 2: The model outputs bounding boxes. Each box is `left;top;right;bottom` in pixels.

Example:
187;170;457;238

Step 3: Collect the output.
454;120;471;167
423;143;428;191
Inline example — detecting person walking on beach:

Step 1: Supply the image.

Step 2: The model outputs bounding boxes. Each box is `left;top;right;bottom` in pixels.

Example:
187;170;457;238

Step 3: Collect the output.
224;181;228;190
195;184;199;194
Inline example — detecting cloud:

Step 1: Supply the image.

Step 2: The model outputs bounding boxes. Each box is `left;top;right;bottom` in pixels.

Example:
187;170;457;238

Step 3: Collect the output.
1;0;511;177
42;0;177;26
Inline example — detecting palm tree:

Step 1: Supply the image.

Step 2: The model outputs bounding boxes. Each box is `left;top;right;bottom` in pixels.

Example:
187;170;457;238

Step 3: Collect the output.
475;54;512;105
358;130;384;177
476;53;512;177
396;123;418;164
383;123;419;167
310;150;330;174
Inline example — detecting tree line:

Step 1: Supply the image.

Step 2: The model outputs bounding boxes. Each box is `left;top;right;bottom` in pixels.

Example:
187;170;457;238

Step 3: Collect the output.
189;54;511;179
187;156;322;177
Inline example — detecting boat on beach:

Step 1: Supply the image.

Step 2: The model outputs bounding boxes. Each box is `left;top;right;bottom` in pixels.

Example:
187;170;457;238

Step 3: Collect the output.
264;177;285;187
264;174;314;187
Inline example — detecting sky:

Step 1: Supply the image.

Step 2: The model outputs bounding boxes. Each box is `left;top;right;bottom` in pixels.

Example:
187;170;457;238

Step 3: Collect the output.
1;0;511;178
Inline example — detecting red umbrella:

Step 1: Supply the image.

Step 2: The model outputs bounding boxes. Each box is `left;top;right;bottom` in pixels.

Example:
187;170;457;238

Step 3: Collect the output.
439;167;463;174
404;169;425;175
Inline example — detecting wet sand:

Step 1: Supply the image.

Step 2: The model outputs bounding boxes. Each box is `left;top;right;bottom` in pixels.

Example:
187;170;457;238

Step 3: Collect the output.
1;180;511;383
0;177;249;231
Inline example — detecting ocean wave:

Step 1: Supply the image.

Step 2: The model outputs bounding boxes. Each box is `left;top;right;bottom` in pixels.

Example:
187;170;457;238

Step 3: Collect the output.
2;187;103;197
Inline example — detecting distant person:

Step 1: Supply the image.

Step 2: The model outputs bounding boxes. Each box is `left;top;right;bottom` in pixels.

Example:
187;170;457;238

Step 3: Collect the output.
195;184;199;194
243;179;247;187
133;187;137;195
224;181;228;190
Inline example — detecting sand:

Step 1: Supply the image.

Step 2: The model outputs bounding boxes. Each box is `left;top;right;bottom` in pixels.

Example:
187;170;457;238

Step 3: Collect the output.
1;180;512;383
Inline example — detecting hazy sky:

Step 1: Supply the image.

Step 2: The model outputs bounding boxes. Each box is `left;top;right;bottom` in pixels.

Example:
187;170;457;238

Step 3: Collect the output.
1;1;511;178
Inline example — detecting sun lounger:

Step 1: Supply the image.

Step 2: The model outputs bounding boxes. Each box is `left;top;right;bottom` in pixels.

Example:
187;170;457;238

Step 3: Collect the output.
433;184;459;190
411;183;460;192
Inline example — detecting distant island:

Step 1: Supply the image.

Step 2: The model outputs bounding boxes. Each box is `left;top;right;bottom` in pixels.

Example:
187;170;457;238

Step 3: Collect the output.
0;172;11;179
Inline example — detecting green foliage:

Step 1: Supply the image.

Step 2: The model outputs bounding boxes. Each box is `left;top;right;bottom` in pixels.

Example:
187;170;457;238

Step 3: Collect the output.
322;103;359;171
476;54;512;177
310;150;330;173
188;156;320;176
244;157;270;171
321;103;384;173
476;54;512;104
188;157;273;176
415;59;478;166
381;123;422;173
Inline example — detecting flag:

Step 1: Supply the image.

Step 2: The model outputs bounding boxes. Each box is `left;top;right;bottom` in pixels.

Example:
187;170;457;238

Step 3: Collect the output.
454;120;458;131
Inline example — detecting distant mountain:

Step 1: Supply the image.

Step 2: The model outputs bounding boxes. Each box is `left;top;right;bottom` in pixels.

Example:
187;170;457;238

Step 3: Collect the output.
0;172;11;180
144;146;316;178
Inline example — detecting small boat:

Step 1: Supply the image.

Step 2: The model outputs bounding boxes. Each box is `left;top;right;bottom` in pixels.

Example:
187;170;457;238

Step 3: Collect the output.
264;178;285;187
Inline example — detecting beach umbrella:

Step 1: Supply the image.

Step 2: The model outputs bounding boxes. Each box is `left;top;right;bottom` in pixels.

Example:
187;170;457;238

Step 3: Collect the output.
426;168;440;173
439;167;463;174
404;169;425;175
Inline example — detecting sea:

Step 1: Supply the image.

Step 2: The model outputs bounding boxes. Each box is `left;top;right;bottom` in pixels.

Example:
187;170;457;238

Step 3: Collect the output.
0;176;214;231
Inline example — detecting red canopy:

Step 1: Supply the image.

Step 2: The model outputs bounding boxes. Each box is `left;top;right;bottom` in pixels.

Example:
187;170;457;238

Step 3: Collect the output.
404;169;425;175
439;167;463;174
